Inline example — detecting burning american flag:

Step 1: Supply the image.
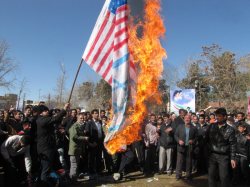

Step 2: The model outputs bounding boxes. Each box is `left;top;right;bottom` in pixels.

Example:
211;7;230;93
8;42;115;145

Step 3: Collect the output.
83;0;166;154
82;0;136;152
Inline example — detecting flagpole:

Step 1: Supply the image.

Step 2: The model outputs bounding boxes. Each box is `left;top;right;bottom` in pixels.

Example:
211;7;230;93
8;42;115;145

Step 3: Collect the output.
68;58;84;103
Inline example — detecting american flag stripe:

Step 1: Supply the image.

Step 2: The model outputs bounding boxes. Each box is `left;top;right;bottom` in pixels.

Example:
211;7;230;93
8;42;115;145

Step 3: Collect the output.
89;24;116;67
117;4;127;12
89;15;126;66
116;7;127;19
108;76;112;85
84;12;112;62
87;24;114;68
83;0;136;91
115;27;127;38
95;45;113;72
102;60;113;79
114;38;128;51
114;28;128;46
89;34;114;69
90;19;127;72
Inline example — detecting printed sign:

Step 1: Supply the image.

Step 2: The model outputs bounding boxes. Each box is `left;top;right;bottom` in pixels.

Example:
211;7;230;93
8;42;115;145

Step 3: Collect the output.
170;89;196;114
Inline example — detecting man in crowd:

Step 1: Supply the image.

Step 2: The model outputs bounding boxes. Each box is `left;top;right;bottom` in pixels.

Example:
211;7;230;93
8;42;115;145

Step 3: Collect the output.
206;108;236;187
191;115;201;173
85;109;105;176
68;113;89;183
144;113;159;175
158;113;175;175
197;114;209;174
63;109;78;134
1;135;31;186
23;106;32;122
175;114;198;180
234;112;250;132
172;109;187;131
36;103;70;184
0;110;8;144
232;122;250;185
6;110;23;135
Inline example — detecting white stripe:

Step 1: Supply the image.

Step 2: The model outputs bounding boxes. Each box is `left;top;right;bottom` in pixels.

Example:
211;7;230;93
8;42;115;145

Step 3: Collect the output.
114;34;127;48
105;70;112;83
92;21;127;72
83;0;111;59
87;16;115;67
116;8;127;20
113;44;128;62
98;54;113;75
91;35;114;71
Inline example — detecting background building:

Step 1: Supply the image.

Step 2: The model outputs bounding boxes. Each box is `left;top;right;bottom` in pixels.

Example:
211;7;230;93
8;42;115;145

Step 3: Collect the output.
0;94;18;109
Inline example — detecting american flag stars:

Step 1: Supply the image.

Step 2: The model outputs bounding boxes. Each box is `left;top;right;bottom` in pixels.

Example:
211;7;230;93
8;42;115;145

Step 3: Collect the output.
109;0;127;14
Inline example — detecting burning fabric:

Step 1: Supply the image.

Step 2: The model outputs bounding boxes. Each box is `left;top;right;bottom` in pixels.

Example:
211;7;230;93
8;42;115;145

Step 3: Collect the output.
83;0;166;154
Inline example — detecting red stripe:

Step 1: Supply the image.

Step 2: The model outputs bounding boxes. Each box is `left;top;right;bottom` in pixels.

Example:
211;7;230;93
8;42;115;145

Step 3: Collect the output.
95;43;113;71
114;38;128;51
85;12;111;62
115;16;127;26
89;21;116;67
115;27;127;38
102;60;113;79
93;19;127;71
95;46;112;73
129;61;136;71
108;77;112;85
116;5;127;13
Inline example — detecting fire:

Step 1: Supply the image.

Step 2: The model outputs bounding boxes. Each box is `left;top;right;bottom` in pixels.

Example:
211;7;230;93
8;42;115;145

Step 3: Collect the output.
106;0;167;154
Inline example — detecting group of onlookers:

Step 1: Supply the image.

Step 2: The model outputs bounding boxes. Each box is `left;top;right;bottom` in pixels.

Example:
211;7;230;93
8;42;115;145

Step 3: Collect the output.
0;103;250;187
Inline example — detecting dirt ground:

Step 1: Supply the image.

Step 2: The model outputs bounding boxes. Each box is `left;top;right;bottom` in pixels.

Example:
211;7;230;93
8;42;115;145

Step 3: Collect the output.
74;172;209;187
74;171;250;187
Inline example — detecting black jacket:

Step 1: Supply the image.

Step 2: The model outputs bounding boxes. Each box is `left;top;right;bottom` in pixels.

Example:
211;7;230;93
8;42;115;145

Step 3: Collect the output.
62;116;77;135
174;124;198;153
197;123;210;146
172;116;184;133
235;131;250;157
36;110;66;154
159;122;176;149
206;123;236;160
85;119;104;144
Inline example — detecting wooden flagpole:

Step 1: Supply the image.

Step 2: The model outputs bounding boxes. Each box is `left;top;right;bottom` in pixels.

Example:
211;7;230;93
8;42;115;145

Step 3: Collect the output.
68;58;84;103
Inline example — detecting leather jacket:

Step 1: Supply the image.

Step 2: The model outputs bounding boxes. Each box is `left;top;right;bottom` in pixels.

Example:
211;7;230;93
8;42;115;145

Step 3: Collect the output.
235;131;250;157
207;122;236;160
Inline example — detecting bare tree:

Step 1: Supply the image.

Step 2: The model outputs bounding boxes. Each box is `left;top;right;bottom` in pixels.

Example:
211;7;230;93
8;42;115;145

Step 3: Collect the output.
55;62;66;107
0;40;16;88
16;78;27;110
163;62;181;88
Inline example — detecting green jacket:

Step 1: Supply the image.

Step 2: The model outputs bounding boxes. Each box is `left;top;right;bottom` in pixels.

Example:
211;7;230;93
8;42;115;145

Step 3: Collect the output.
68;122;87;156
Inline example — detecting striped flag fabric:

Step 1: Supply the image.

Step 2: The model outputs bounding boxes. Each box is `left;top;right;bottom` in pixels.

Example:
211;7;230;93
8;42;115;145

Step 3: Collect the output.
83;0;136;86
82;0;136;142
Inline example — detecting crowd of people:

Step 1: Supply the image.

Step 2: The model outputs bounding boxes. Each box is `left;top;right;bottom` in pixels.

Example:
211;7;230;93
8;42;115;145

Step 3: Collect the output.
0;103;250;187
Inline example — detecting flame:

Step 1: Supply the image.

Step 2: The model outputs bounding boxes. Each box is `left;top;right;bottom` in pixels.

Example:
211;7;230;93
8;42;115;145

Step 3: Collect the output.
106;0;167;154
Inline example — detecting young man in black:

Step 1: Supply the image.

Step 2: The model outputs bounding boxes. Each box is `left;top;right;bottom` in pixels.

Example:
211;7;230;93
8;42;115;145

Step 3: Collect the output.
206;108;236;187
85;109;105;176
36;103;70;184
232;123;250;185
